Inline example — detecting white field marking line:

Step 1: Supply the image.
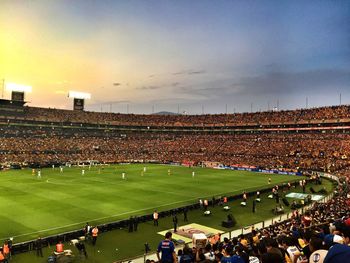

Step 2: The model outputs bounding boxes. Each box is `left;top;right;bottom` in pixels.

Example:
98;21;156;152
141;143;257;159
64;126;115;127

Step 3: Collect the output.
0;181;283;240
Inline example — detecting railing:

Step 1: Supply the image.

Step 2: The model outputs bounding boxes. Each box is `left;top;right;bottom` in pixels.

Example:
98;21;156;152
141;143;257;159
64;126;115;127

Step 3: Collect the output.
222;190;335;241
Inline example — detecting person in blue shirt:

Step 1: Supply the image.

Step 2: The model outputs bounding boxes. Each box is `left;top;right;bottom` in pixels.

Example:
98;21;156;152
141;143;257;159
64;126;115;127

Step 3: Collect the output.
157;231;177;263
221;246;244;263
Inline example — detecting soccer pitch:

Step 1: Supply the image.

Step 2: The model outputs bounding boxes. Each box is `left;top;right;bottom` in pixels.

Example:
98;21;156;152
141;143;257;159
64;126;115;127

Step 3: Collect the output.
0;164;301;242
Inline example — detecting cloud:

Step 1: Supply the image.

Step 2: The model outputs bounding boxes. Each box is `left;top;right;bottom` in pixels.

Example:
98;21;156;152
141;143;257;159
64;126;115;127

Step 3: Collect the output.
176;68;350;99
188;70;206;75
136;85;161;90
173;69;206;75
235;69;350;96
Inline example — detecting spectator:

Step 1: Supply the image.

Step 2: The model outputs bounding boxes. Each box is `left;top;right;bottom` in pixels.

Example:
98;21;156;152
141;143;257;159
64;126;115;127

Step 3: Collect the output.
157;231;177;263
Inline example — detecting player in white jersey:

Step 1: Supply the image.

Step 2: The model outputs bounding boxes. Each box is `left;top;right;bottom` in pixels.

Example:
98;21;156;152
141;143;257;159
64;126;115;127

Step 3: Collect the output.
122;172;125;180
37;170;41;179
82;169;85;175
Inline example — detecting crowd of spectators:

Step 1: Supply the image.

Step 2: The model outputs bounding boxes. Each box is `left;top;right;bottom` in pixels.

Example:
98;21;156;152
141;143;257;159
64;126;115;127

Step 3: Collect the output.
0;105;350;177
1;105;349;127
0;127;349;175
170;182;350;263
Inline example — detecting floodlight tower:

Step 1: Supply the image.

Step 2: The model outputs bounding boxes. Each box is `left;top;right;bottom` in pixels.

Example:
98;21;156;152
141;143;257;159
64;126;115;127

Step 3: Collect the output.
68;91;91;111
5;82;32;102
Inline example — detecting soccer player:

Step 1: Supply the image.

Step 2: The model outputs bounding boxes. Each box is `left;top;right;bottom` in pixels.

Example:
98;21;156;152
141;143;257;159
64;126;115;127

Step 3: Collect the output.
37;170;41;179
268;177;271;184
143;167;147;172
168;169;171;176
192;171;195;178
60;166;63;173
82;169;85;175
122;172;125;180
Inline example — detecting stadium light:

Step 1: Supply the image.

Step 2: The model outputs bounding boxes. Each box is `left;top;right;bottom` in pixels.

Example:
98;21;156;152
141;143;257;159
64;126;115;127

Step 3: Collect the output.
5;82;32;93
68;91;91;100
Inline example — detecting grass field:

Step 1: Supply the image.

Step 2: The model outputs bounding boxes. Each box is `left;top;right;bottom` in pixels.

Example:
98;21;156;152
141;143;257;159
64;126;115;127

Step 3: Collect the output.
0;164;303;243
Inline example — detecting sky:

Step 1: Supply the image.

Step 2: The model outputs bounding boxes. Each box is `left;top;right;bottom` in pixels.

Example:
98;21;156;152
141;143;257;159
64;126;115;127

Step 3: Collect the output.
0;0;349;114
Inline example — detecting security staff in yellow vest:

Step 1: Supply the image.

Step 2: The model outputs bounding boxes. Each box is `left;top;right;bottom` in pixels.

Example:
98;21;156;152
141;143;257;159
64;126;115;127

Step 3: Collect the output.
56;241;64;253
92;226;99;246
0;250;6;263
153;210;159;226
2;242;9;260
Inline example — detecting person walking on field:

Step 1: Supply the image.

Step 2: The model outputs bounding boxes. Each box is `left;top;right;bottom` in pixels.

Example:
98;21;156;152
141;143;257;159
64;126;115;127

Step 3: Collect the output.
92;226;99;246
153;210;159;226
35;236;43;257
203;199;208;211
243;192;247;203
183;207;188;222
172;214;178;233
84;222;91;241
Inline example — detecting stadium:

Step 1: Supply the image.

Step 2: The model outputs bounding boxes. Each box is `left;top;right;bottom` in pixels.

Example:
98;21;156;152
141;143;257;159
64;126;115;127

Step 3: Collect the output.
1;1;350;263
0;97;347;262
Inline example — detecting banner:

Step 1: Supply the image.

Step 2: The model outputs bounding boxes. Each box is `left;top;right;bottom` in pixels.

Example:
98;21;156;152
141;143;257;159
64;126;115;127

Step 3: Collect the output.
216;164;302;176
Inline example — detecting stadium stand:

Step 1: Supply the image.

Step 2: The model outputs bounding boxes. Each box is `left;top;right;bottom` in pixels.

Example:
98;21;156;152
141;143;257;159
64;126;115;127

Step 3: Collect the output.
174;179;350;263
0;105;350;175
1;104;350;262
18;104;350;126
